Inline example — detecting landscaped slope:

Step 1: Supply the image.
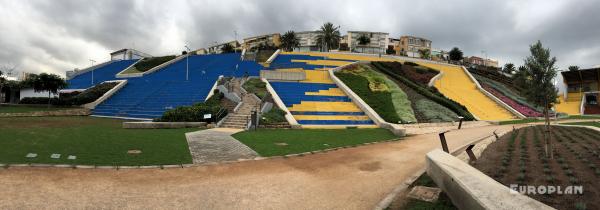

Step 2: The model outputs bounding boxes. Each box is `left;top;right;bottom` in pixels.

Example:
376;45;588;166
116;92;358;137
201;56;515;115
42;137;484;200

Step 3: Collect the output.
418;62;516;121
335;64;416;123
121;55;177;74
473;74;543;117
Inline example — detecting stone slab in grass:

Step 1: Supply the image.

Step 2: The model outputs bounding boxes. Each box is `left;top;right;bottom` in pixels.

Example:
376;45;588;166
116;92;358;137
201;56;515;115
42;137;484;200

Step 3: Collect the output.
50;154;61;159
407;186;442;202
67;155;77;160
25;153;37;158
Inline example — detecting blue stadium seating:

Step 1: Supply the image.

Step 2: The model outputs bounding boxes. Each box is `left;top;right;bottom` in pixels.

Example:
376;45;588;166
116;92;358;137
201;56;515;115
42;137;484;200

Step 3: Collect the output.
67;60;138;89
67;53;262;119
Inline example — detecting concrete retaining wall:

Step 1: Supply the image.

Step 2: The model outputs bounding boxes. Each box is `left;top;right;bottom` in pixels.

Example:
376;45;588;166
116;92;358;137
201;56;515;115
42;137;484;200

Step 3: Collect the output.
83;80;128;109
260;70;306;81
428;71;444;87
265;49;281;64
0;108;90;117
123;122;208;129
426;149;554;210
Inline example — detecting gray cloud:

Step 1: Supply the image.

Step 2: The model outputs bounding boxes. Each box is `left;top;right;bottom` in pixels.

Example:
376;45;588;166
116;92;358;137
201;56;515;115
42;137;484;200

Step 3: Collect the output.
1;0;599;77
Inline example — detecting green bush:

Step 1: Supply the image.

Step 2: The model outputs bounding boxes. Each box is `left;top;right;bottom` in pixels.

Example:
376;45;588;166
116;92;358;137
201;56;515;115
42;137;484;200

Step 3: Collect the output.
156;92;225;122
260;108;287;124
372;62;475;121
70;82;117;105
242;78;268;99
134;55;177;72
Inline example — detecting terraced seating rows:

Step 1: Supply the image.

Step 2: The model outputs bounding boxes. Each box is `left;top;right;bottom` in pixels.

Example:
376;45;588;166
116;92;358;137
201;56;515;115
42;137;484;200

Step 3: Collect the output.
67;60;138;89
268;53;375;127
67;53;262;119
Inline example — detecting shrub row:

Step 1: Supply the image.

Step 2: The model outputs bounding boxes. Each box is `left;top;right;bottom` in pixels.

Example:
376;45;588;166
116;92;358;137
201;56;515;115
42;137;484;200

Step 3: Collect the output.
372;62;475;121
372;62;438;85
259;108;287;125
155;92;226;122
19;82;117;106
134;55;177;72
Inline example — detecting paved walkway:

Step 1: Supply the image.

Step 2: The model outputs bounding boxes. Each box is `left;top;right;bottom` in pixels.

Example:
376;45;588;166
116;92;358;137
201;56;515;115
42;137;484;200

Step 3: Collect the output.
0;124;523;209
186;128;259;164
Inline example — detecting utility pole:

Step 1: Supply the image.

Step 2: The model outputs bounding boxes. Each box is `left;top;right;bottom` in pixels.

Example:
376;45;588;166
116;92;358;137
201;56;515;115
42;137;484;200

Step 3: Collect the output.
89;59;96;85
185;45;190;81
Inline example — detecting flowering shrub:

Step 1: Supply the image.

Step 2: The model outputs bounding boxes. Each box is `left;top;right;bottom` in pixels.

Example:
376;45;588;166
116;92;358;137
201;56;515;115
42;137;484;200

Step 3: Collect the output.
482;84;543;117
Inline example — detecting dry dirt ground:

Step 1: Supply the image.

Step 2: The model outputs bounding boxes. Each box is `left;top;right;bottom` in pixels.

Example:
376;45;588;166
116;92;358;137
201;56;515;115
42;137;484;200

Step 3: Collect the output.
0;125;520;210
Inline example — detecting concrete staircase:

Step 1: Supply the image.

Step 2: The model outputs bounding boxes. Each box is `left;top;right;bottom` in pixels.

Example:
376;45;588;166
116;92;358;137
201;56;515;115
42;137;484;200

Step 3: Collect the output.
219;78;261;129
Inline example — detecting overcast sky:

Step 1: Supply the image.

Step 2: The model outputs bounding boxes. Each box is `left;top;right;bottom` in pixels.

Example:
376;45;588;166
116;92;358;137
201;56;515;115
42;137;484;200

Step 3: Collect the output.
1;0;599;77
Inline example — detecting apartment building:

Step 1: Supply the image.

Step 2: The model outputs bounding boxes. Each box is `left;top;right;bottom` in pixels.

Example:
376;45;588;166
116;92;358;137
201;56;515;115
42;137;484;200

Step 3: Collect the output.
295;31;322;52
347;31;389;54
466;56;499;68
398;36;432;57
388;38;401;54
242;33;281;50
207;40;241;54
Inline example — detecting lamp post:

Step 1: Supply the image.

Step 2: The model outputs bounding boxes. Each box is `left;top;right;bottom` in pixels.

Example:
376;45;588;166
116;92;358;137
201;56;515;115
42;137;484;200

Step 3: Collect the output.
89;59;96;85
185;45;190;81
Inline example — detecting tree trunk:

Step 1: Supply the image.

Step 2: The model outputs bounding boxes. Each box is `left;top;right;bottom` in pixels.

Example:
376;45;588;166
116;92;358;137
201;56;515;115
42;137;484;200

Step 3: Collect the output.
543;97;553;159
47;92;51;108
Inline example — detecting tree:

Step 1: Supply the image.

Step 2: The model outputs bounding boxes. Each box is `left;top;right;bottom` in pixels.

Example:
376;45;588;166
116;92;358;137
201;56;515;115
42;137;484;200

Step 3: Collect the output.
386;46;396;55
31;73;68;107
503;63;516;74
513;65;529;90
0;70;5;102
357;34;370;53
315;22;341;52
419;49;431;59
523;40;558;158
0;64;16;103
568;65;580;71
449;47;463;62
280;31;300;52
220;44;235;54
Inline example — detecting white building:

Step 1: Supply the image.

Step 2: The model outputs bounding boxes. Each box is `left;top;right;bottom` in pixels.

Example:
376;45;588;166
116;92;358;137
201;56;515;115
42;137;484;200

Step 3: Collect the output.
347;31;389;54
207;41;241;54
110;49;152;61
294;31;322;52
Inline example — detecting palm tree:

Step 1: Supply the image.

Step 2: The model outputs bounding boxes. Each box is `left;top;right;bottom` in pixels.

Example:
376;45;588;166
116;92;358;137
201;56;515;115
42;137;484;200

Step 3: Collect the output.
568;65;580;71
315;22;341;52
220;44;235;54
449;47;463;62
281;31;300;52
418;49;431;59
357;34;370;53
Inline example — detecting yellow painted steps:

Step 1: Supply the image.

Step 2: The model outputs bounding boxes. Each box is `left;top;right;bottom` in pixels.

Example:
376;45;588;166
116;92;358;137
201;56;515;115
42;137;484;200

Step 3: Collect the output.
291;59;353;67
288;101;362;112
302;125;379;129
427;63;516;121
293;115;371;121
555;93;582;115
301;70;334;84
305;88;346;96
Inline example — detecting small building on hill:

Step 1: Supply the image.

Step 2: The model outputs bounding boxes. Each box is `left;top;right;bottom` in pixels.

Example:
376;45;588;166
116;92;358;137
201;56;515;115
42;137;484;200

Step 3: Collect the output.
242;33;281;51
110;49;152;61
561;68;600;114
295;31;322;52
347;31;389;54
397;35;431;58
207;41;241;54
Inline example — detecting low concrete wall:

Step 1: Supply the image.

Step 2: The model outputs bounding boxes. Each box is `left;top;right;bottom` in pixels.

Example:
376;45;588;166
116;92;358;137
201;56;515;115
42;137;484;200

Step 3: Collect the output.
83;80;128;109
328;62;405;136
427;71;444;87
205;76;223;100
123;122;208;129
461;66;526;119
217;85;241;103
426;149;554;210
260;70;306;81
261;78;300;128
0;108;90;117
265;49;281;64
116;54;188;78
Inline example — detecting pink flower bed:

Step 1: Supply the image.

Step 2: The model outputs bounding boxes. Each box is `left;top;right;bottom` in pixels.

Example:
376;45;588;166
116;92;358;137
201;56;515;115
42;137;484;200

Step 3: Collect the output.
482;84;543;117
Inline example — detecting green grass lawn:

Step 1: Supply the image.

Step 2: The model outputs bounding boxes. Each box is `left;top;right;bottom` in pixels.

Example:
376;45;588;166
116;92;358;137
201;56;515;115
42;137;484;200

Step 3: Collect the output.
0;117;196;165
0;105;73;113
562;121;600;128
232;128;399;156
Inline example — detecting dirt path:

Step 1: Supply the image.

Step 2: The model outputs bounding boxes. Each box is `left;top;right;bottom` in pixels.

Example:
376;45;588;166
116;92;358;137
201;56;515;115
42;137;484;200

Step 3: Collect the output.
0;125;521;210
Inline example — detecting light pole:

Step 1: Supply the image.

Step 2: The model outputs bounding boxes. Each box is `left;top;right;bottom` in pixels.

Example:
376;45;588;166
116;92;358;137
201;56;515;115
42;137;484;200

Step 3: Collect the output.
89;59;96;85
185;45;190;81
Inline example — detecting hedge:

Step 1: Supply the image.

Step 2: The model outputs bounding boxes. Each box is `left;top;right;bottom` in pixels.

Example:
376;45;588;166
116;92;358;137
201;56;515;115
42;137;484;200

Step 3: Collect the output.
134;55;177;72
259;108;287;124
242;78;268;99
372;62;475;121
19;82;117;106
155;92;226;122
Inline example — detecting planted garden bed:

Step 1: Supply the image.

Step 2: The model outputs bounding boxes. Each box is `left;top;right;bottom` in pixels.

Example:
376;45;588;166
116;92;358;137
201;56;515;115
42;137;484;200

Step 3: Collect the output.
474;125;600;210
372;61;438;85
122;55;176;74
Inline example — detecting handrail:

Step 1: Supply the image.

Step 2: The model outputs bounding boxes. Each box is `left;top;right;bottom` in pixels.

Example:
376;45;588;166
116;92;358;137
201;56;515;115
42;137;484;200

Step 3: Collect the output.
215;108;227;123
